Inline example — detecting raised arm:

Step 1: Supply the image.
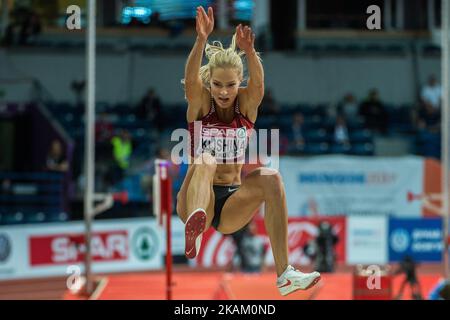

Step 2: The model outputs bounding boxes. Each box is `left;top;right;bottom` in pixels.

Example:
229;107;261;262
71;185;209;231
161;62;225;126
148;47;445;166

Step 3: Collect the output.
184;6;214;122
236;24;264;121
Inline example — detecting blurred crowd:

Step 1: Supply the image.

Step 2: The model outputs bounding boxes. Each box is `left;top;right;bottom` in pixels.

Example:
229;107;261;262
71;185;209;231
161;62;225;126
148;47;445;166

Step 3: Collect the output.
2;7;42;46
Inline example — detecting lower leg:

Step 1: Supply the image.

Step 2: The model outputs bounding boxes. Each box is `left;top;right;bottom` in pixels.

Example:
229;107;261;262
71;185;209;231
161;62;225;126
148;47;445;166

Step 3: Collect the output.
264;189;289;277
186;166;212;216
185;154;217;229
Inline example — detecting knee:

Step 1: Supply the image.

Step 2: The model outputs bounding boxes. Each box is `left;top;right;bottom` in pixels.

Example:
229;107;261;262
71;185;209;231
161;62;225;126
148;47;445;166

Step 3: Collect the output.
258;168;284;197
194;152;217;175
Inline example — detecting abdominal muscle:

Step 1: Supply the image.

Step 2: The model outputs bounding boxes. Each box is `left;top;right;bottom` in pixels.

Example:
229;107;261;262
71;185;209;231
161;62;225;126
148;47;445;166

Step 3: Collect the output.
213;163;243;186
186;155;243;186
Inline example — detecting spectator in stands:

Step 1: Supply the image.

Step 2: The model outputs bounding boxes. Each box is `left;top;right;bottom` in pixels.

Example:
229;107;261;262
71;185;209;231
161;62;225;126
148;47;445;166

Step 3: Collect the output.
45;140;68;172
358;89;388;134
416;75;441;161
337;93;359;120
138;88;162;132
260;88;280;116
110;130;133;185
416;89;441;159
289;112;305;154
334;114;351;147
4;7;41;46
18;11;41;45
417;76;441;134
0;179;12;195
421;74;441;111
417;103;440;134
268;125;289;156
95;112;114;143
149;11;162;27
95;113;115;189
3;17;18;46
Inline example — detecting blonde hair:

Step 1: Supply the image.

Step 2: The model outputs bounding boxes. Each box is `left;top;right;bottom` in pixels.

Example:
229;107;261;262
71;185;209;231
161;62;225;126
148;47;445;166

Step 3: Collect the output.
182;33;261;89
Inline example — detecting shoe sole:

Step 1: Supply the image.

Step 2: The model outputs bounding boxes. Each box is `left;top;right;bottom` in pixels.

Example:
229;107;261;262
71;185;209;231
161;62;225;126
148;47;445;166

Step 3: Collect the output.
279;275;322;296
184;210;206;259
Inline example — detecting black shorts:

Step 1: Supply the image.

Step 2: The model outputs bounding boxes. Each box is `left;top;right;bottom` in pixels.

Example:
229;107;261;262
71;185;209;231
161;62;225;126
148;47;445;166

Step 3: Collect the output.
211;185;240;230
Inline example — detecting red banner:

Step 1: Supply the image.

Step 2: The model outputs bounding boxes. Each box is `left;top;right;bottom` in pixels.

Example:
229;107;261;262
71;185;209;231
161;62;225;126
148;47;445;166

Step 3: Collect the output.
29;231;129;266
194;216;346;267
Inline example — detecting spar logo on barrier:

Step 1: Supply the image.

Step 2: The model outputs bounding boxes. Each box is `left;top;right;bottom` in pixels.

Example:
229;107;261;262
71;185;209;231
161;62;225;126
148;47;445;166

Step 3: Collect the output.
29;231;129;266
132;227;159;261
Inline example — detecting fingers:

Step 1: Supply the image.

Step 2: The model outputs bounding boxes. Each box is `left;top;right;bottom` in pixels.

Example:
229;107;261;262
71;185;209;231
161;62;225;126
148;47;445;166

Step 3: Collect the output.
238;25;253;43
196;7;203;24
237;24;244;39
238;25;251;39
199;6;208;22
245;26;251;42
208;7;214;23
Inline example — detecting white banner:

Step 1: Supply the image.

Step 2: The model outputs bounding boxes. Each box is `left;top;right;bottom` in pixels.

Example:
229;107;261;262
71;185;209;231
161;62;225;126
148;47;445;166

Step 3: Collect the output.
280;155;423;217
0;218;163;280
346;216;388;265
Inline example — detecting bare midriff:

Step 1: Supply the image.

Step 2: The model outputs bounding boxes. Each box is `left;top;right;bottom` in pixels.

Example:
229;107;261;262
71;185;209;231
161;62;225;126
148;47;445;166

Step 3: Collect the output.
213;163;242;186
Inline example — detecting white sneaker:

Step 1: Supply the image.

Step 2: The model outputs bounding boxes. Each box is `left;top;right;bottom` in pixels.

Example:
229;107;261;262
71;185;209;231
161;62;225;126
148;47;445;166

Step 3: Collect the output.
277;265;321;296
184;208;207;259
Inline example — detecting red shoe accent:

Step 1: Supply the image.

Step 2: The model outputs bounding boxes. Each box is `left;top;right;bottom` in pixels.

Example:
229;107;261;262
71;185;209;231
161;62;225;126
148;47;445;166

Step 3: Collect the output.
184;210;206;259
278;279;292;289
304;276;321;290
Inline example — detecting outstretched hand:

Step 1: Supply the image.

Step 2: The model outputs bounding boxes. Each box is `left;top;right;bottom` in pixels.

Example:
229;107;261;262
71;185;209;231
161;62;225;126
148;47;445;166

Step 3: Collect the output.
236;24;255;53
196;6;214;40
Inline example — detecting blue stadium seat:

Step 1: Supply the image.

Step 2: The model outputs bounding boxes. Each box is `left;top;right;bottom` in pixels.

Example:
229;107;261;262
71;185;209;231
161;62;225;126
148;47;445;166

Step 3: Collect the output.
423;44;441;55
349;129;373;143
330;143;351;154
344;44;363;53
325;44;344;52
2;212;25;225
350;143;375;156
44;212;69;223
365;44;383;53
304;142;329;155
25;212;47;224
96;102;109;113
305;129;329;143
277;114;293;127
302;44;321;54
386;45;405;54
256;116;275;129
347;117;365;130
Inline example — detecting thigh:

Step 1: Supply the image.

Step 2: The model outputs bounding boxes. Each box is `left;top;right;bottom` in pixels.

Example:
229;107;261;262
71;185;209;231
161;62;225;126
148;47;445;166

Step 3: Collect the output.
216;168;267;234
176;164;215;225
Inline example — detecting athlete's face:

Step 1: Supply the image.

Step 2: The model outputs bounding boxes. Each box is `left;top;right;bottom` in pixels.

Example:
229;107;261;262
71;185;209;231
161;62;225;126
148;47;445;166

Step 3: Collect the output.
210;67;241;109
